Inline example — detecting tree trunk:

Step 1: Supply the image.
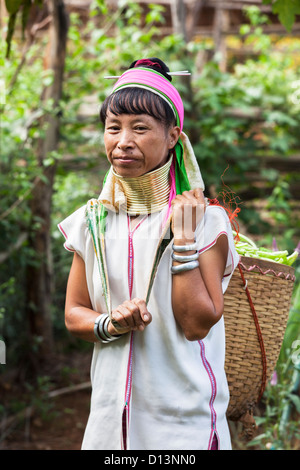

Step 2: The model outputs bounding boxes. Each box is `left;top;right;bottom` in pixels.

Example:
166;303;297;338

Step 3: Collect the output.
26;0;68;368
171;0;187;41
213;2;230;72
185;0;206;42
170;0;201;146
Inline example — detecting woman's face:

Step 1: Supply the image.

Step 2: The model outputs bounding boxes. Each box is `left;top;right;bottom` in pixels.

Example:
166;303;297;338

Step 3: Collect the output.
104;111;180;178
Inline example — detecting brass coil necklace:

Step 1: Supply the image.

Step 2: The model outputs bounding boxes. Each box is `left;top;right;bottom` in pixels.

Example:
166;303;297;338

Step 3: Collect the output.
112;156;172;215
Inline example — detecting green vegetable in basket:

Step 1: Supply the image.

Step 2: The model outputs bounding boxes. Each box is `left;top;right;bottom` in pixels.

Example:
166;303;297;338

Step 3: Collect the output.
232;231;299;266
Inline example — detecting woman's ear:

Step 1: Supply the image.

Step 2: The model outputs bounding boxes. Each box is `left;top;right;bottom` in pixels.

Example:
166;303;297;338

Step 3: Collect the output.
168;126;181;149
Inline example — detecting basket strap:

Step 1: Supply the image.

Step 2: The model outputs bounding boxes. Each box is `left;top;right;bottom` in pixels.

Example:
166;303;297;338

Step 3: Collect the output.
237;263;267;402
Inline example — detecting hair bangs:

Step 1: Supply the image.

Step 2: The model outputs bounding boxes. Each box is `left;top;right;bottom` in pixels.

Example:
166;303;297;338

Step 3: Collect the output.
100;87;176;128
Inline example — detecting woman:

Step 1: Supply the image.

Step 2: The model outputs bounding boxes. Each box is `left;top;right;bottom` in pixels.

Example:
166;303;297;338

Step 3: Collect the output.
58;58;239;450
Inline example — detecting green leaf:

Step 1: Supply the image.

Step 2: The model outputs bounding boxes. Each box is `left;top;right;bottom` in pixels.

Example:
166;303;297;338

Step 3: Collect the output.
266;0;300;32
5;1;23;58
5;0;43;58
21;0;31;40
287;393;300;412
5;0;22;14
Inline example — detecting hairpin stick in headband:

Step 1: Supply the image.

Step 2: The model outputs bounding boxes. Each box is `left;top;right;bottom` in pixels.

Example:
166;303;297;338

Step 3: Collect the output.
104;70;191;79
167;71;191;76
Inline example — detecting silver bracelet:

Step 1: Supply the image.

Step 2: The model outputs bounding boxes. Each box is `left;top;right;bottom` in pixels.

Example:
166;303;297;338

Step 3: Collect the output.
171;251;198;263
94;314;109;343
94;314;121;343
171;260;199;274
172;241;198;252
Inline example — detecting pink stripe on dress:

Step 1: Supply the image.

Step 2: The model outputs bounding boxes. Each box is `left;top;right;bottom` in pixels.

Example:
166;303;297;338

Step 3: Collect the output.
162;157;176;227
58;223;75;252
122;215;148;449
198;340;220;450
198;231;227;255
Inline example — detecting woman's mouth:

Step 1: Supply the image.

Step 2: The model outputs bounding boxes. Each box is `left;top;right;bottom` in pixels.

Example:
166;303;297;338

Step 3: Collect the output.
114;156;138;163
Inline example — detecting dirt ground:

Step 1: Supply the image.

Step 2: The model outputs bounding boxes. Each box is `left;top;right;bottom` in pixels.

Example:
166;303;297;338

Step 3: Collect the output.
0;350;92;450
1;389;91;450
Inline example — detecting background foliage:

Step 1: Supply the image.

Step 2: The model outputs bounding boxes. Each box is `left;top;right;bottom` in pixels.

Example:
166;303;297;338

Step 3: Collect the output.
1;0;300;449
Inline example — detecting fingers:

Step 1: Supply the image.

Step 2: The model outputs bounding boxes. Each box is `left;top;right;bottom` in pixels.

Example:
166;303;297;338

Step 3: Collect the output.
193;187;205;202
171;188;205;238
171;188;204;205
111;298;152;333
132;298;151;324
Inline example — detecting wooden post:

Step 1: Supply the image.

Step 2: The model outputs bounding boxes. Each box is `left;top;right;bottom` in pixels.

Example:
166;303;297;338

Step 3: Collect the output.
171;0;187;41
213;1;230;72
185;0;206;42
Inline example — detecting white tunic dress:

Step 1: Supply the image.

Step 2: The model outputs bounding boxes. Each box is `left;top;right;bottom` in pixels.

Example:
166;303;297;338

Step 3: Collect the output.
58;203;239;450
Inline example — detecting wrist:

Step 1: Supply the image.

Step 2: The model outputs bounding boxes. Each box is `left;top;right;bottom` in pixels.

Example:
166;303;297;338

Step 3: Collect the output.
94;314;122;343
107;320;121;336
173;236;197;253
173;235;195;246
107;318;129;336
171;238;199;274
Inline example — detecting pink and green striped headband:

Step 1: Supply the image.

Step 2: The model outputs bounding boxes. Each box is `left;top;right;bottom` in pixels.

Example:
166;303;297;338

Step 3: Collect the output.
109;67;185;132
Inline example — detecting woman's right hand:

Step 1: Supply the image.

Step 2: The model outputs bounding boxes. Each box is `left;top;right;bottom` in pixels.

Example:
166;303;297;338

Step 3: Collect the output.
107;298;152;335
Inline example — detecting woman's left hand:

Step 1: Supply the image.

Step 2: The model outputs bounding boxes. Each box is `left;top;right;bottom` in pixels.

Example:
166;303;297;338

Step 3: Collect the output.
108;298;152;335
171;188;205;242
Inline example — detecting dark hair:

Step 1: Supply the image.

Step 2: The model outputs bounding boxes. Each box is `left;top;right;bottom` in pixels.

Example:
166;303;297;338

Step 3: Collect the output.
100;58;176;129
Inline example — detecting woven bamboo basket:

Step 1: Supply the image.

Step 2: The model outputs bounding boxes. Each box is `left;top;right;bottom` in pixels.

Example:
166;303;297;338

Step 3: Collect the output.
223;255;295;422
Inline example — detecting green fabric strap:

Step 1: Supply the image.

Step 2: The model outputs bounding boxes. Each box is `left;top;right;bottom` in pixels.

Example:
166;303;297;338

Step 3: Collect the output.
174;139;191;195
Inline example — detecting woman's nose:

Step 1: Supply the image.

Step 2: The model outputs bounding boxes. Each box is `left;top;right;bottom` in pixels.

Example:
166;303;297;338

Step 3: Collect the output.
117;130;134;149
